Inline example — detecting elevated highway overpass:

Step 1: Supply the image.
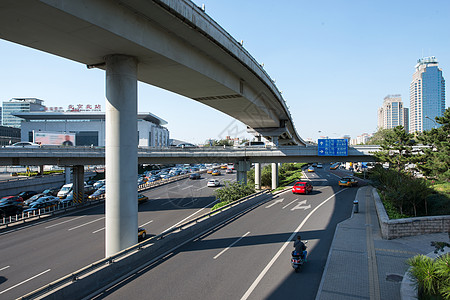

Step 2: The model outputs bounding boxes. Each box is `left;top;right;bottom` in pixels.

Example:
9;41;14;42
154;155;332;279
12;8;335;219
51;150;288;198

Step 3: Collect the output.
0;145;379;166
0;0;307;255
0;0;303;146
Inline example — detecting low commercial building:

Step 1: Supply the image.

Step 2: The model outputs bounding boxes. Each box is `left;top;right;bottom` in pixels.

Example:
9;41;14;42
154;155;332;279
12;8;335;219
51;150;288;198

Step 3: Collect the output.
14;111;169;147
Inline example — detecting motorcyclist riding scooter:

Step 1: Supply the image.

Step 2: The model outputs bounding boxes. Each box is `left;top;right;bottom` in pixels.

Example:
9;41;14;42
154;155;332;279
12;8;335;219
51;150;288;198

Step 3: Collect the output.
291;235;307;272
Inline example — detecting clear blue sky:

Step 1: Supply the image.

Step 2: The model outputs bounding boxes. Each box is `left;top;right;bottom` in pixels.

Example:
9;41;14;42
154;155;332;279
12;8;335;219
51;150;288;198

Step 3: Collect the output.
1;0;449;143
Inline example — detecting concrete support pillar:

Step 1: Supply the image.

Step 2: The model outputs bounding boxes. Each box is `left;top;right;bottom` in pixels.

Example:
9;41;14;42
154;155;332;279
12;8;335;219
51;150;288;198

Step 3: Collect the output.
65;167;71;184
237;160;250;185
271;162;278;189
254;162;261;190
38;165;44;176
73;165;84;204
272;136;279;147
105;55;138;257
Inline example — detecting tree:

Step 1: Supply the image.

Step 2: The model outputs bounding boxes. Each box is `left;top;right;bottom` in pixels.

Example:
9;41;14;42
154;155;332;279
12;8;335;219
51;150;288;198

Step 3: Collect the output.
372;126;416;173
366;128;395;145
416;108;450;181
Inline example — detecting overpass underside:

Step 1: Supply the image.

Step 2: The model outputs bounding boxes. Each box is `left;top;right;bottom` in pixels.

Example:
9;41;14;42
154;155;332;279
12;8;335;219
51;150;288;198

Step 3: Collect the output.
0;0;303;145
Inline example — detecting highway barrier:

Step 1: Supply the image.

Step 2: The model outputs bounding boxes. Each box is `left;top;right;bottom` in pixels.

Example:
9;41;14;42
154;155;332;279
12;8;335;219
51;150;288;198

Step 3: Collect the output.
18;190;272;299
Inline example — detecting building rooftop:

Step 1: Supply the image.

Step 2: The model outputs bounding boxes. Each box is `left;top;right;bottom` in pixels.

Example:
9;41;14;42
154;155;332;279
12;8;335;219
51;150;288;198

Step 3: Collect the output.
13;111;168;126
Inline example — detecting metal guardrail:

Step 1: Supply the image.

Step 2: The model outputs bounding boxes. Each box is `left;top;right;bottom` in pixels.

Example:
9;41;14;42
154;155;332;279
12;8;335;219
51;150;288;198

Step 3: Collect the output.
18;189;270;299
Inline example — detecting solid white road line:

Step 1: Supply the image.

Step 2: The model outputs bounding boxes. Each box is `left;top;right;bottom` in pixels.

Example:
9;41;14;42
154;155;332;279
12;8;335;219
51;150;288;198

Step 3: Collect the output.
214;232;250;260
45;215;85;229
240;189;347;300
68;217;105;231
92;227;104;234
140;220;154;227
0;266;10;271
0;269;51;295
181;185;193;190
196;186;207;191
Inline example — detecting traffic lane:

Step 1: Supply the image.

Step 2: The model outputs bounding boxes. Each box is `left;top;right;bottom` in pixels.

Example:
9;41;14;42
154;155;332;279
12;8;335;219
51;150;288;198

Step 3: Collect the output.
247;187;357;300
0;175;233;298
97;185;355;299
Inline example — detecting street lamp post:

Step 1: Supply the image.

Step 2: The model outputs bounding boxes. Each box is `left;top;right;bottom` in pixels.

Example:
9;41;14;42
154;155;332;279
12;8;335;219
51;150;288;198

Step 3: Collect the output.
425;116;438;129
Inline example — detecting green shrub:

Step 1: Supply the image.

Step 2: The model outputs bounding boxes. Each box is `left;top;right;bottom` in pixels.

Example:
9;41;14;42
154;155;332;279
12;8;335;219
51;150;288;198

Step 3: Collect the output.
211;181;255;211
408;253;450;299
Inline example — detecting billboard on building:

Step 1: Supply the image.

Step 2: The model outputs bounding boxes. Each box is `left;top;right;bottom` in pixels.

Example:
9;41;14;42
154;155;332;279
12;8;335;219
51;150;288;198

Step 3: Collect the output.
34;131;75;146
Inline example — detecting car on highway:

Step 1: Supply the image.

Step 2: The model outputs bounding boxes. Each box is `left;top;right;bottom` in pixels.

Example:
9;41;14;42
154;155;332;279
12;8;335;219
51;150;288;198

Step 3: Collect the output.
330;163;340;170
23;196;59;213
307;166;315;172
138;193;149;204
207;179;220;187
0;197;24;217
42;188;59;197
138;227;147;241
316;164;323;168
338;177;359;187
206;169;213;174
211;169;221;176
292;181;313;194
225;168;233;174
88;186;106;200
18;190;38;200
4;141;40;148
0;195;24;206
312;163;317;167
24;193;46;206
189;173;201;180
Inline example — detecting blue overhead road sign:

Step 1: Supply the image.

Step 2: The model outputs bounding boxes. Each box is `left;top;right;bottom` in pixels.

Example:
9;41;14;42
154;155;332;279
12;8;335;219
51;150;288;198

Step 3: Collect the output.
318;139;348;156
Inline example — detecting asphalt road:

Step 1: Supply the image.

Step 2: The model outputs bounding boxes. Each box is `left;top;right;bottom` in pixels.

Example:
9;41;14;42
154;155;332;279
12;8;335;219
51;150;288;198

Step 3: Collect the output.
93;167;361;300
0;172;235;299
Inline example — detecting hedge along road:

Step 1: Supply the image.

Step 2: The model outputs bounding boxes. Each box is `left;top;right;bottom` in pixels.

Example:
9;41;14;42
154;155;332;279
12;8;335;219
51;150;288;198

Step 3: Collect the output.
0;172;236;299
90;167;359;299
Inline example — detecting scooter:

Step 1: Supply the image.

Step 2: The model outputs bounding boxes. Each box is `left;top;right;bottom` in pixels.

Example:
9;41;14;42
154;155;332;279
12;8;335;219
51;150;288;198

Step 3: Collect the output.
291;241;307;273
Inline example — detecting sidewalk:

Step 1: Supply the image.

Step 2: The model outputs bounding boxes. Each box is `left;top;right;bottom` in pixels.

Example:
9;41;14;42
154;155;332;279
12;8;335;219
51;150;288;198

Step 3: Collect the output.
316;185;448;300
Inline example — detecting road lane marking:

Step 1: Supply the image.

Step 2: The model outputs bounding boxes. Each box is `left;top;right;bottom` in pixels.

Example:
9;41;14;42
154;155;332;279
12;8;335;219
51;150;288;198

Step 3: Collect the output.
0;266;10;271
291;200;311;211
181;185;193;190
0;269;51;295
214;232;250;260
196;186;207;191
162;199;219;233
68;217;105;231
240;189;347;300
140;220;154;227
265;198;283;208
282;199;298;209
92;227;104;234
45;215;86;229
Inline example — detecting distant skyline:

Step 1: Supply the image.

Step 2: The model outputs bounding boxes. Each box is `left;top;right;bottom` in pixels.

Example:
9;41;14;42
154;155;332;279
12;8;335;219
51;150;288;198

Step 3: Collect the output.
1;0;449;143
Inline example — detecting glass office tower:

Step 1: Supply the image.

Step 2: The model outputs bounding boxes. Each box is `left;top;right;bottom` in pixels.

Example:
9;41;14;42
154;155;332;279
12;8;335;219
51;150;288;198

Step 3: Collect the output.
1;98;45;128
410;56;446;133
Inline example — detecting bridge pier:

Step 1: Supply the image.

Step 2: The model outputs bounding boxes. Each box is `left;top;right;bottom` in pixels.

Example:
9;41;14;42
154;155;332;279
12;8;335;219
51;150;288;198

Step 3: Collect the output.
271;162;278;189
65;167;71;184
254;162;261;190
73;165;84;204
105;54;138;257
236;160;250;185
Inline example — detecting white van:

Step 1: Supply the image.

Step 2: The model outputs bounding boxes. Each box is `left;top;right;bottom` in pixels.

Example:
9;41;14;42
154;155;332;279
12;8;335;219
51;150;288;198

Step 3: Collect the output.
57;182;92;199
57;183;73;199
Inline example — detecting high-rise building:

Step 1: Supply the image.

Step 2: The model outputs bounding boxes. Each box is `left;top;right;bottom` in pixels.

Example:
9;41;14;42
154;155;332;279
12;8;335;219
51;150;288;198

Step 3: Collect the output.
377;95;405;130
2;98;46;128
410;56;446;133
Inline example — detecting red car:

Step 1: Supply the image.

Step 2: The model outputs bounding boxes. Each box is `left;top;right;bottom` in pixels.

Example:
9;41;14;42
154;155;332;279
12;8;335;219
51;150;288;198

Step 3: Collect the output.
292;181;313;194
